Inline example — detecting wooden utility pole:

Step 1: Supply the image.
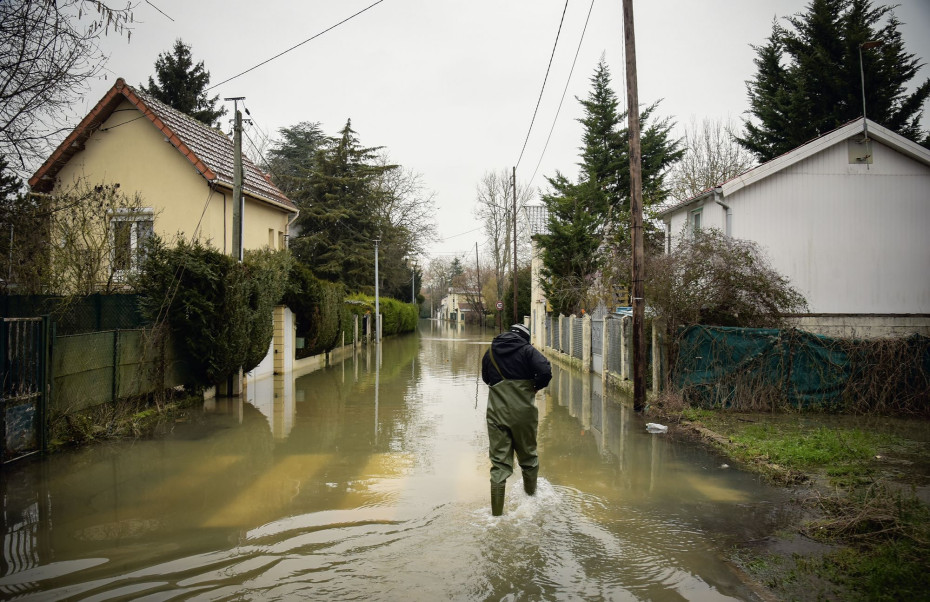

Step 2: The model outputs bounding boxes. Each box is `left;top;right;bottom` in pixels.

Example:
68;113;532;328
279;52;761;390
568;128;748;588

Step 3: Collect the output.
622;0;646;411
225;97;245;262
475;241;483;329
512;166;518;326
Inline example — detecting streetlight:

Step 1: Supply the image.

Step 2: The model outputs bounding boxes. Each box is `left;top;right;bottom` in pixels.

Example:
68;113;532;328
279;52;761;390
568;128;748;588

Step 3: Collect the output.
859;39;883;141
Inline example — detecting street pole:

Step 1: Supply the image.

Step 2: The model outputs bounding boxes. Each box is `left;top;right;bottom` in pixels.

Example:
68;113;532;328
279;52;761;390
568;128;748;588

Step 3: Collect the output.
475;241;483;329
623;0;646;412
512;166;518;326
374;238;380;342
225;97;245;262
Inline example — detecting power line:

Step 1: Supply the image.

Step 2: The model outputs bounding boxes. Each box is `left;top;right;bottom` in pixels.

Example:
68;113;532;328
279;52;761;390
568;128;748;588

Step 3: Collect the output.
207;1;388;91
514;0;570;170
527;0;596;191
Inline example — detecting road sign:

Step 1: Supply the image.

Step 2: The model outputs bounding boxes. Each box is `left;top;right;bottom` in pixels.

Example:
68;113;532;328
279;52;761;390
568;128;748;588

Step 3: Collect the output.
496;301;503;310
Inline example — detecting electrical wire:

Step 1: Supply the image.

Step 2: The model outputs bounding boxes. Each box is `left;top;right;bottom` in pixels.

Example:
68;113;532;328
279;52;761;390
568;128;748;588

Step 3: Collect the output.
514;0;569;171
527;0;595;191
207;0;388;91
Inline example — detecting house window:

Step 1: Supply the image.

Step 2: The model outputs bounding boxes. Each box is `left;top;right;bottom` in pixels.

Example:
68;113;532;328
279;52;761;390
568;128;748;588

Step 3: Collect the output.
690;208;702;235
268;228;275;248
111;209;154;278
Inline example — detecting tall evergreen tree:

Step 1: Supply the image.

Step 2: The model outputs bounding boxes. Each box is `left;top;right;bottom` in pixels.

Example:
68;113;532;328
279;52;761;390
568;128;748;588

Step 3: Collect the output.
538;59;682;315
290;120;394;293
142;39;227;127
738;0;930;162
266;122;327;202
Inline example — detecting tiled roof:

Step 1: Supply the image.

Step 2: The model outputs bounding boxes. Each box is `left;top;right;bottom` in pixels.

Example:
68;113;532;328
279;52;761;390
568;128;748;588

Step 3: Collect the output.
29;78;295;211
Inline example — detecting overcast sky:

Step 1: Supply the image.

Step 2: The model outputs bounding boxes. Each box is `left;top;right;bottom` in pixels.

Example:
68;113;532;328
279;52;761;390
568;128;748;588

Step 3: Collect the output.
81;0;930;264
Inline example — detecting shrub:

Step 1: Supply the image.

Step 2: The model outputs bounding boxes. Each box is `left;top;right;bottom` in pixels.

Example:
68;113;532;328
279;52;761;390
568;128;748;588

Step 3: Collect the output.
647;228;807;334
133;239;290;388
283;262;345;357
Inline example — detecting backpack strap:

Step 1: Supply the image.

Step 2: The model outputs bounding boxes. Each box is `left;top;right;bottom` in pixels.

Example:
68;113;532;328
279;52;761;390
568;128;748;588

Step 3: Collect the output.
488;345;506;381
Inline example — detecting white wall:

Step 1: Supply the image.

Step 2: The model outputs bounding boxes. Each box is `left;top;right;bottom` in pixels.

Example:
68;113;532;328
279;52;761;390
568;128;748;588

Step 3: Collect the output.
666;137;930;316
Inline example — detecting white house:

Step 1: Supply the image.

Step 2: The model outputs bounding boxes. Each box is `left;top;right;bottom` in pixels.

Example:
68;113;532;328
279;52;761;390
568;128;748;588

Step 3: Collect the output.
657;118;930;337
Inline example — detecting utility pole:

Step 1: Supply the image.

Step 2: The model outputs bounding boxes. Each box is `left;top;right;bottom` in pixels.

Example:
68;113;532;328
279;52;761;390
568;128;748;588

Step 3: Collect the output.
225;97;245;262
475;241;483;329
623;0;646;412
411;260;416;304
512;166;518;326
374;238;380;342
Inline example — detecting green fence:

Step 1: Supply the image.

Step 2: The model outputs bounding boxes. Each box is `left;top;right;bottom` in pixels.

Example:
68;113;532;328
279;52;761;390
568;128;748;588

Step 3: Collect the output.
1;294;145;335
52;328;193;416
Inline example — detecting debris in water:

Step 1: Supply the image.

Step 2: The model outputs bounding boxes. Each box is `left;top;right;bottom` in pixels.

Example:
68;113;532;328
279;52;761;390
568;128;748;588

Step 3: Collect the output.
646;423;668;434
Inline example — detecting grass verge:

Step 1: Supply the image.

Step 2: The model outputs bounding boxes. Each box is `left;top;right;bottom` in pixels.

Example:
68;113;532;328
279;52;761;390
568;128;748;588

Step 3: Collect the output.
653;400;930;601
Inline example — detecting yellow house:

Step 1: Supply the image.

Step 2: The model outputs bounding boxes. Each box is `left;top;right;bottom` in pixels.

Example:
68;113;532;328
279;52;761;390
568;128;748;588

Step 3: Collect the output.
28;78;297;276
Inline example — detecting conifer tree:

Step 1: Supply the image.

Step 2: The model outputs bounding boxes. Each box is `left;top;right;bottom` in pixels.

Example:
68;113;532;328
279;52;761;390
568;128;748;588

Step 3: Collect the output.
538;58;681;315
738;0;930;162
290;120;395;293
142;39;226;127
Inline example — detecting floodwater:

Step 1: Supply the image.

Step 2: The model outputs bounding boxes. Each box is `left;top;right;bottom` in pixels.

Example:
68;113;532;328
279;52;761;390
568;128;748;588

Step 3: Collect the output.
1;321;794;601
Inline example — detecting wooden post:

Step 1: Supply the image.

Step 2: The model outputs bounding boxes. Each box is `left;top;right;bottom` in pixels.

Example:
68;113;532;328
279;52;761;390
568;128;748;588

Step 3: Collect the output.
623;0;646;411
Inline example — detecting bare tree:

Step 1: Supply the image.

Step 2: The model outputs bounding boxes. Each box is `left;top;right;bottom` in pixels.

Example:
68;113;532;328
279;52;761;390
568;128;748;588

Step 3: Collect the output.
18;179;157;295
0;1;134;171
373;152;438;257
667;117;756;202
474;168;533;301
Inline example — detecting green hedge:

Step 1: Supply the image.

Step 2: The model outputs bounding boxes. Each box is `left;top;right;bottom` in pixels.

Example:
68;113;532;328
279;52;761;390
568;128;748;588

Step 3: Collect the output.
134;240;290;388
283;263;346;358
344;293;418;336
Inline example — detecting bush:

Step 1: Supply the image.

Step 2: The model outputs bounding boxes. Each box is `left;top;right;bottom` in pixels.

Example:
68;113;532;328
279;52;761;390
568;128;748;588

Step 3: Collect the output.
133;239;290;388
647;228;807;334
282;262;346;357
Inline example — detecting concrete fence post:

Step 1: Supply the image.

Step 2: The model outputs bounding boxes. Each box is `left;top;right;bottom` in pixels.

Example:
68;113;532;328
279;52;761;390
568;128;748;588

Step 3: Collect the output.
652;317;667;394
582;313;592;373
601;317;609;381
621;315;632;380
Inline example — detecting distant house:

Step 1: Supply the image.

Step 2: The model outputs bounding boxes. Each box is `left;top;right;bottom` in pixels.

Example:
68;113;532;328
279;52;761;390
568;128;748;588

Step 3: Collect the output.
656;118;930;337
29;77;297;284
439;289;483;323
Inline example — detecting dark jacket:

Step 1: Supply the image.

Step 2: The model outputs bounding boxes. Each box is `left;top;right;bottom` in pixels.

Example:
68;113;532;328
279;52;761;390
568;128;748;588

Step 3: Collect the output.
481;332;552;391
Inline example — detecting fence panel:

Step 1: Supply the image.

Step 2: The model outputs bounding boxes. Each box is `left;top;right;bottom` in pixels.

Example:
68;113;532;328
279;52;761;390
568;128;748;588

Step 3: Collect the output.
592;319;603;356
607;318;622;375
572;319;584;360
561;319;570;354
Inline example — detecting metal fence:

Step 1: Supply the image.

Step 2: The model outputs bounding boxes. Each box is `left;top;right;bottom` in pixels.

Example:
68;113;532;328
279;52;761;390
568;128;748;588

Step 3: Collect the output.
561;319;570;354
1;317;49;464
53;328;192;417
607;317;623;375
0;294;145;335
592;319;603;356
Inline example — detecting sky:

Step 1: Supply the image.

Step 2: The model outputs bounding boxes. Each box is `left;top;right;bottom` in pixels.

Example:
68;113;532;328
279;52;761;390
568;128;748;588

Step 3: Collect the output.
78;0;930;265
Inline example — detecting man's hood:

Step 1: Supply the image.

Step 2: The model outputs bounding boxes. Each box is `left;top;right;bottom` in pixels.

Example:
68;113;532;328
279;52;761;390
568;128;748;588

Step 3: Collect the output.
493;331;527;355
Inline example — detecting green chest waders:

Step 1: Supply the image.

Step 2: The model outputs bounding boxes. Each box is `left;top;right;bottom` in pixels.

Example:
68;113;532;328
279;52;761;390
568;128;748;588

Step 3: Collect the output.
486;347;539;515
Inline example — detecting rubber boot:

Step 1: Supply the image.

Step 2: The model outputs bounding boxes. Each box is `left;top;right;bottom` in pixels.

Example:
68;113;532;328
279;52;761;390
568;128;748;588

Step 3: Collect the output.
523;474;537;496
491;482;506;516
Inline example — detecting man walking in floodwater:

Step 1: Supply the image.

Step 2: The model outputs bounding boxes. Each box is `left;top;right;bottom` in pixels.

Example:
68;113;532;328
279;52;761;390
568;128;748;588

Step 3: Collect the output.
481;323;552;516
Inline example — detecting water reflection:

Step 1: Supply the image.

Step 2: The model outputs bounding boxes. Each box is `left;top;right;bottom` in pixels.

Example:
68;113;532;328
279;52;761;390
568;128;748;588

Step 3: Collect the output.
1;321;792;600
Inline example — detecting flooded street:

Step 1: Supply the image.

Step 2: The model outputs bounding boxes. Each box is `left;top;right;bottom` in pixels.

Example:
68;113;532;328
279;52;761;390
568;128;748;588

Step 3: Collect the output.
2;321;793;601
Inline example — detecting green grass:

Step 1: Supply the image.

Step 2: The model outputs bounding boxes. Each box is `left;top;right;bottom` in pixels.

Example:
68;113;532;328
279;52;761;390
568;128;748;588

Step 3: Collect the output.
728;425;897;470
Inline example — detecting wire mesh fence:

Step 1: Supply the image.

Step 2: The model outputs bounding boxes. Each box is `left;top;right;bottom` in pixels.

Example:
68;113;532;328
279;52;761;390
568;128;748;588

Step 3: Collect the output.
572;320;583;360
0;294;145;335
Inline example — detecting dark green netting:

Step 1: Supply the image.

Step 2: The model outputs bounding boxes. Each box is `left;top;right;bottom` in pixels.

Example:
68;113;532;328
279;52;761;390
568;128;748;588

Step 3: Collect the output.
675;326;930;411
